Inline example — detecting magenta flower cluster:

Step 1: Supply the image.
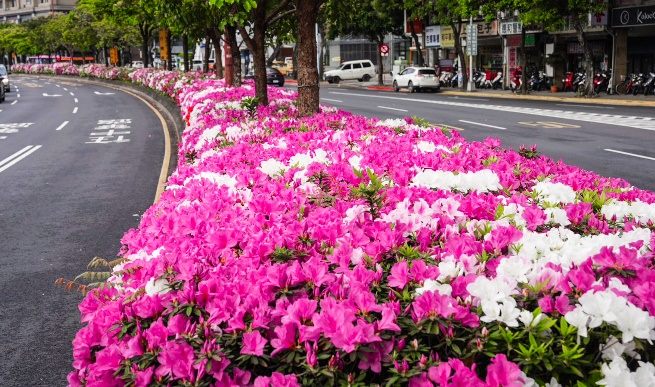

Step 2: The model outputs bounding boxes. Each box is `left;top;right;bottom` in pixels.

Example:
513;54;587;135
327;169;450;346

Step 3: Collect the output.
15;64;655;385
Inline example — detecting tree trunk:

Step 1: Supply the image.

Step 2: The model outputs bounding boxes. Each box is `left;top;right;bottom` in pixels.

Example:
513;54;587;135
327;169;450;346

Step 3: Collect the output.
103;46;109;66
267;44;282;66
182;34;189;71
225;25;241;86
452;21;467;90
140;26;149;68
203;35;211;72
520;27;527;94
409;20;424;66
295;0;320;116
574;19;594;97
166;30;173;70
213;37;224;78
240;2;268;105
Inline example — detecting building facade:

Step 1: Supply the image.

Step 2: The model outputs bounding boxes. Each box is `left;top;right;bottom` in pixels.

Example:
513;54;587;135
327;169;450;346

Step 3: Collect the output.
1;0;76;23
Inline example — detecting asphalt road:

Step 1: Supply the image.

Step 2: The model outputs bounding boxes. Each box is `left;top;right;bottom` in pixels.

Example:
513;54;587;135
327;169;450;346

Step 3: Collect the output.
0;76;164;385
312;84;655;192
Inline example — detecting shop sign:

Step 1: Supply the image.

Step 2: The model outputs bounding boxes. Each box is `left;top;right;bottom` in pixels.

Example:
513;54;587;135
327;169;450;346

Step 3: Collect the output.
612;5;655;27
505;34;535;47
477;21;498;36
500;21;522;35
425;25;441;47
441;26;455;48
567;41;605;55
508;47;517;68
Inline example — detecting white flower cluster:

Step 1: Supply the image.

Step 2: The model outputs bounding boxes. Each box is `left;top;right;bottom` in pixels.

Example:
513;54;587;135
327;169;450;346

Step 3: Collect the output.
565;290;655;343
375;118;408;128
533;181;577;204
410;169;502;193
514;227;652;272
258;158;287;177
414;141;452;154
379;198;462;233
467;277;521;327
602;200;655;225
597;357;655;386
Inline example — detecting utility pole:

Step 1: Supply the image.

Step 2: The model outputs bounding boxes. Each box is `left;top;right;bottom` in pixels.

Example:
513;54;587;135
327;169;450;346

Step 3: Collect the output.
467;15;474;92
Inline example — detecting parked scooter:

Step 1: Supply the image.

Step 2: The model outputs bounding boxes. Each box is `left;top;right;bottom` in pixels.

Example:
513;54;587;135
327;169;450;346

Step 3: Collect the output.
593;70;610;95
632;73;646;96
562;72;575;92
490;71;503;89
510;67;522;93
642;72;655;96
528;71;548;91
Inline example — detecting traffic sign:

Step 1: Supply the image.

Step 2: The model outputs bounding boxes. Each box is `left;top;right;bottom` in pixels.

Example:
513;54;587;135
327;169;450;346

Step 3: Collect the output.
379;43;389;56
466;24;478;56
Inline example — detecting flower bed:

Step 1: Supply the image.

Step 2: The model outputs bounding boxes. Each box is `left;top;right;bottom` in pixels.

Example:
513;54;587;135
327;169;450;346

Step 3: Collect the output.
16;65;655;386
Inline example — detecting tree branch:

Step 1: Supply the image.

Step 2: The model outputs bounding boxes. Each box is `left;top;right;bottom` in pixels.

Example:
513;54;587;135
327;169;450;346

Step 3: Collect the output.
267;7;296;27
265;0;292;24
238;26;256;52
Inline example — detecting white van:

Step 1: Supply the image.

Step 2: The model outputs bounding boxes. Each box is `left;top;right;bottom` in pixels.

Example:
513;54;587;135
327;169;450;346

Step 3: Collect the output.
324;60;376;83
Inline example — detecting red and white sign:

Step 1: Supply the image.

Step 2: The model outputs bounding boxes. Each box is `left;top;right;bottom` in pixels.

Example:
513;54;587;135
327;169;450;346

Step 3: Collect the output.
379;43;389;56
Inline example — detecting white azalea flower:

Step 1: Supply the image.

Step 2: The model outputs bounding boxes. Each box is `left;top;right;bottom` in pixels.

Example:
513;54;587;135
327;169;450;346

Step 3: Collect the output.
258;158;287;177
145;277;170;296
415;279;452;296
533;181;577;204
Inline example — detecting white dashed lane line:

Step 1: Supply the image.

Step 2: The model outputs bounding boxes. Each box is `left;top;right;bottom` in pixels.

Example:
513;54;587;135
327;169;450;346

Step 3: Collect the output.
74;98;78;103
11;101;17;105
604;148;655;161
321;98;343;103
72;107;78;114
459;120;507;130
377;106;408;112
55;121;70;131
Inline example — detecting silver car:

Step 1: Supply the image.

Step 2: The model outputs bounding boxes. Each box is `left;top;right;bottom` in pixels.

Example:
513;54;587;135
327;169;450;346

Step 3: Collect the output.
392;67;440;93
0;64;9;93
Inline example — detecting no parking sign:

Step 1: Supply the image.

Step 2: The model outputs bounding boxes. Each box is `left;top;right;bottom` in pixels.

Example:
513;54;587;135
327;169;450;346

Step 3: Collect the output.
379;43;389;56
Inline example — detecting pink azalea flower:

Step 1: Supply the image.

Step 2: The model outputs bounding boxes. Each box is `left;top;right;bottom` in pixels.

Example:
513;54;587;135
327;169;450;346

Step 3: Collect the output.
388;260;409;289
486;354;525;387
156;340;196;381
241;330;267;356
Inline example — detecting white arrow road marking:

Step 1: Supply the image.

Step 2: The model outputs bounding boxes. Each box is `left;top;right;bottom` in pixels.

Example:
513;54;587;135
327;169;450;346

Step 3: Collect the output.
94;91;115;96
459;120;507;130
42;93;62;97
0;145;42;174
55;121;70;131
604;148;655;161
330;91;655;132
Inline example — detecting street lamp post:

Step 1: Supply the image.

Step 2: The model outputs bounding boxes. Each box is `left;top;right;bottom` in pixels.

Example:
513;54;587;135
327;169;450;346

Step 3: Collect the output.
467;15;474;92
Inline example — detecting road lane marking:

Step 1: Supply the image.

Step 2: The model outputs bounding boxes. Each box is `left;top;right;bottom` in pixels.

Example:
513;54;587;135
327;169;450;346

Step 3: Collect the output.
448;96;490;101
63;87;68;91
556;103;613;109
321;98;343;103
42;93;62;97
518;121;580;129
55;85;61;88
55;121;70;131
604;148;655;161
0;145;42;173
73;107;78;114
74;98;78;103
329;91;655;131
17;94;20;99
11;101;17;105
94;91;115;96
459;120;506;130
70;92;75;96
378;105;408;112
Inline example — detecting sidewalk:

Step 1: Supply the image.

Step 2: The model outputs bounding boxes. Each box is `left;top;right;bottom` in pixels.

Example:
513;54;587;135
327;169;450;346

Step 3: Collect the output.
286;77;655;108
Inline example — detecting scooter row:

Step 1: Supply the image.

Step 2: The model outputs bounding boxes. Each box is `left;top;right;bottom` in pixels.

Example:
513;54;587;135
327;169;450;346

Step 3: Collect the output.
616;72;655;96
437;70;503;89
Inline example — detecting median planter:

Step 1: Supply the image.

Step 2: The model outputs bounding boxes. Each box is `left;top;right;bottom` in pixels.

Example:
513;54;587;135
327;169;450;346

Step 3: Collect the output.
12;64;655;386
